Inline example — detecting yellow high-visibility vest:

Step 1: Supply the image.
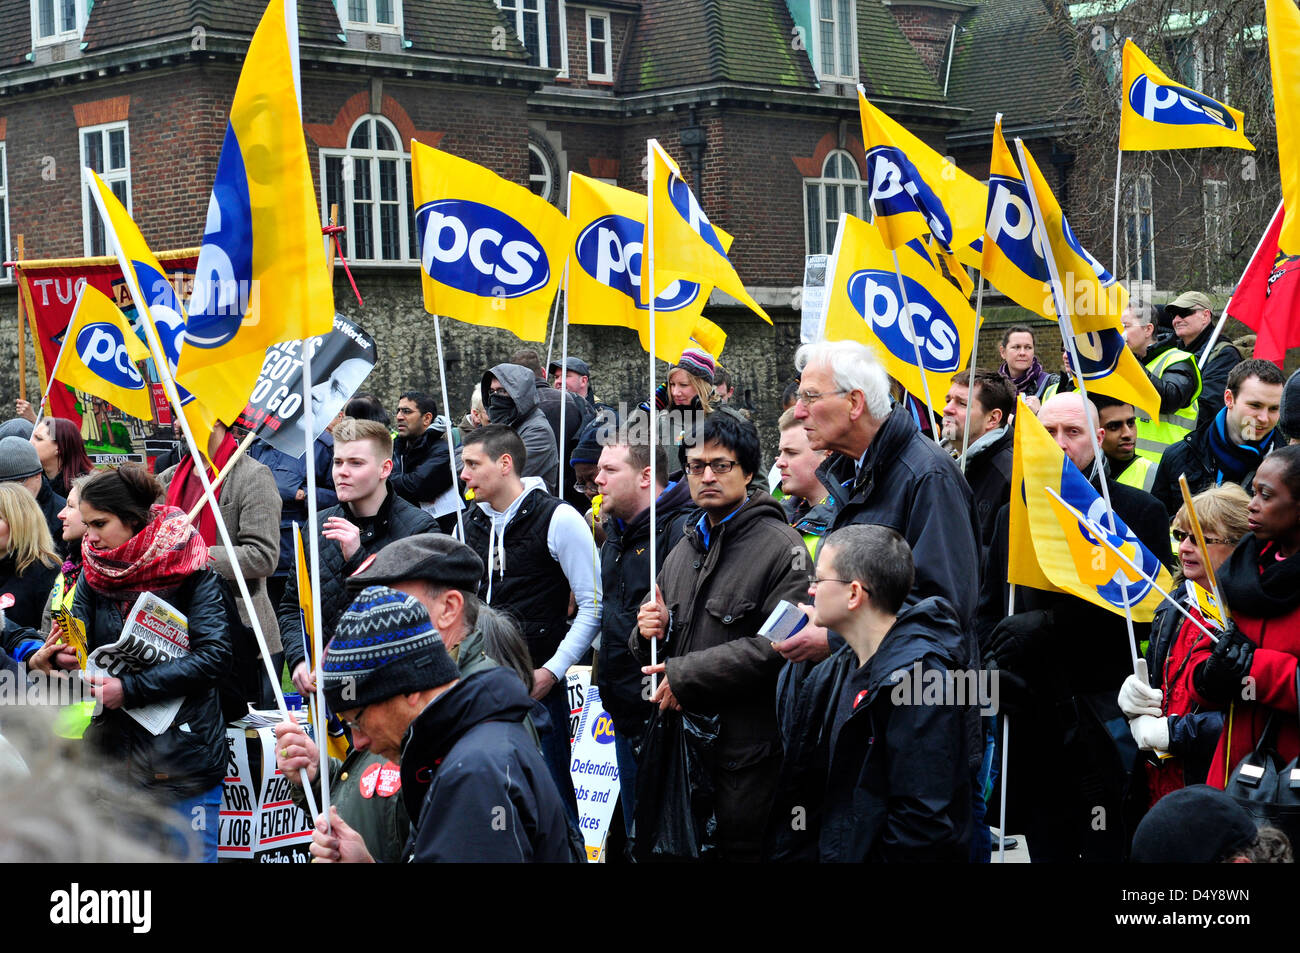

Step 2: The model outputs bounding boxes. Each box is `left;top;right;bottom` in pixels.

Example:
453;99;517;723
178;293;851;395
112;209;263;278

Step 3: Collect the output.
1135;347;1201;464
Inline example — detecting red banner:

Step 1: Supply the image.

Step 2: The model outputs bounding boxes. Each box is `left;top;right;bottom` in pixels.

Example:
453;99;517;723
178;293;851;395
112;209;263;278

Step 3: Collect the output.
15;249;199;425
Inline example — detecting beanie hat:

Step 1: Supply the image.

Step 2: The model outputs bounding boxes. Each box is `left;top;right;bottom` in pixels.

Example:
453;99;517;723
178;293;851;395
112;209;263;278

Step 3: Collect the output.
1130;784;1259;863
321;586;460;713
0;436;42;483
569;421;605;467
676;347;716;384
346;533;484;593
1281;369;1300;443
0;419;34;441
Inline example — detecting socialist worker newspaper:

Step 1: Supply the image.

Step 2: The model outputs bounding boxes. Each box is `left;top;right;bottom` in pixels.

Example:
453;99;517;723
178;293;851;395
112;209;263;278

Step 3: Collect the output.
84;592;191;736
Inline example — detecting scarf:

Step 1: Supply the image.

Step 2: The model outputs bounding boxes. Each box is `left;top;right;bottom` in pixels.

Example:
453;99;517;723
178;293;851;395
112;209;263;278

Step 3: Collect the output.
1218;534;1300;619
81;504;210;604
1206;407;1275;484
999;357;1049;397
165;433;237;546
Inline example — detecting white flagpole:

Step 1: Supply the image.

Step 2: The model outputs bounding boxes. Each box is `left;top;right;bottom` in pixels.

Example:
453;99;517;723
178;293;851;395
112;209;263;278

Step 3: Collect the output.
432;315;465;539
1111;149;1123;279
1201;200;1283;368
1013;139;1142;676
960;272;986;473
30;290;80;434
544;286;561;375
84;168;321;824
300;328;331;825
558;260;570;498
999;583;1015;863
646;139;659;696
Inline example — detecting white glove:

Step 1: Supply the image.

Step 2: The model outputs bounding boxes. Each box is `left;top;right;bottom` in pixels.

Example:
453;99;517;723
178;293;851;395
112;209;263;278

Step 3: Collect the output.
1118;659;1162;718
1129;714;1170;752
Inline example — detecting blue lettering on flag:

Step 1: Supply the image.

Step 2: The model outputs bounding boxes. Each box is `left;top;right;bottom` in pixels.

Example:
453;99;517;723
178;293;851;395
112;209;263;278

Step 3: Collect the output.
1059;462;1157;607
985;175;1048;280
666;175;728;258
865;146;953;250
1128;75;1236;130
846;269;961;372
133;260;196;407
185;124;255;350
574;214;701;311
415;199;550;298
75;323;146;390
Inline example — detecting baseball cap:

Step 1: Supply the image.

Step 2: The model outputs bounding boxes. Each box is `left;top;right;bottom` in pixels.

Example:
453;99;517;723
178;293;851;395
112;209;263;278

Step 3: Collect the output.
1166;291;1213;314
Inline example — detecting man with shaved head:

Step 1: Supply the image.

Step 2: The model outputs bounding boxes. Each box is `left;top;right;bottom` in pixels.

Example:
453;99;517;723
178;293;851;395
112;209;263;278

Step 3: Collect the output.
977;390;1171;863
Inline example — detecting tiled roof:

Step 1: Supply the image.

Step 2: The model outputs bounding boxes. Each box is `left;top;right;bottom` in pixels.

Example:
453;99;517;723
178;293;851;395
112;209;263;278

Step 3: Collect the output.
403;0;528;59
621;0;817;93
946;0;1078;137
0;0;32;67
856;0;946;102
82;0;344;51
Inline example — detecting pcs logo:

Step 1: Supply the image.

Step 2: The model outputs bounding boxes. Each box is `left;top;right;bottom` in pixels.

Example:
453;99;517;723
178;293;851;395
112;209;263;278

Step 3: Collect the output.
1067;328;1126;381
847;270;961;372
1129;76;1236;130
866;146;953;248
591;712;616;744
985;176;1049;280
76;323;146;390
666;175;728;258
575;214;701;311
416;199;550;297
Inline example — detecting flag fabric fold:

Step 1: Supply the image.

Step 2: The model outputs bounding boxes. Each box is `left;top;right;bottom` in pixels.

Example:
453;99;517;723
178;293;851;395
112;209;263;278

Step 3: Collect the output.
1268;0;1300;258
55;284;154;421
1225;204;1300;364
982;116;1051;316
1119;39;1254;152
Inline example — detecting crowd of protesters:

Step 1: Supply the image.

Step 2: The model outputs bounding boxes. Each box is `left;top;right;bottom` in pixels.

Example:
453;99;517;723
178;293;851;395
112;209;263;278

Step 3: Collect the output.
1;290;1299;865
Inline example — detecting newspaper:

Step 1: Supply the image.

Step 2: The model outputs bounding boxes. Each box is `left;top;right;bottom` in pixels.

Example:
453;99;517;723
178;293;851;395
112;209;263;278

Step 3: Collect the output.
85;591;191;736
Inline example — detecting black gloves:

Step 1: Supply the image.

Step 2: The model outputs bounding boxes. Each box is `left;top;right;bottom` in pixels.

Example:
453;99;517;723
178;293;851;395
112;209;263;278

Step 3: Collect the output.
1193;623;1255;706
985;609;1052;672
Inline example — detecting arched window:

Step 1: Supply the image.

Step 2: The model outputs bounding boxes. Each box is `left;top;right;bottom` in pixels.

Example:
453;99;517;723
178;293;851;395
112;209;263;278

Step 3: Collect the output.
528;141;556;204
803;149;866;255
321;116;417;263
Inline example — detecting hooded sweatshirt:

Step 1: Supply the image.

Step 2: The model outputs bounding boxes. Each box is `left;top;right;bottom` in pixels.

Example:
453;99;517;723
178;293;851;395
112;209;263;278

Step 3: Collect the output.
482;364;560;494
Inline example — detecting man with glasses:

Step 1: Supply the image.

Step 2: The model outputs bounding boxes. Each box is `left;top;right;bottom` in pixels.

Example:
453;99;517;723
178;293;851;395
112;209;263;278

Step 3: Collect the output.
635;410;811;861
1165;291;1241;433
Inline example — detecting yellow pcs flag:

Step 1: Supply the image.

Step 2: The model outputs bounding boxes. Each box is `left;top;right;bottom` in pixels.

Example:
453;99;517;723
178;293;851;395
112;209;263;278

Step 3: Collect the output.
1119;39;1254;152
55;284;154;421
1018;404;1170;622
857;89;988;258
411;141;572;342
567;172;718;363
822;214;978;413
84;168;220;457
1008;396;1062;593
982;116;1052;318
1268;0;1300;256
641;139;771;324
178;0;335;431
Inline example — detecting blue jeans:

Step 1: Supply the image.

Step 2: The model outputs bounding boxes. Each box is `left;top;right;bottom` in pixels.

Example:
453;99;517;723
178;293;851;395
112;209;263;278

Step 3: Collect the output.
970;719;996;863
539;680;582;836
167;783;223;863
613;724;639;834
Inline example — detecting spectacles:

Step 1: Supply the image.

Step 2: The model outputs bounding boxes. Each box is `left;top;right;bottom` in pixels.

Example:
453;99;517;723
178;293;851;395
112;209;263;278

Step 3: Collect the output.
395;406;417;416
339;705;370;733
1171;529;1232;547
795;388;850;406
573;481;600;494
811;577;858;589
684;459;738;476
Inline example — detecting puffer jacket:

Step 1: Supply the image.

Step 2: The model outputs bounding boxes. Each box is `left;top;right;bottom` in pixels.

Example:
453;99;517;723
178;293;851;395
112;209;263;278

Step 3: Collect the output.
482;364;559;494
73;568;232;800
279;487;438;675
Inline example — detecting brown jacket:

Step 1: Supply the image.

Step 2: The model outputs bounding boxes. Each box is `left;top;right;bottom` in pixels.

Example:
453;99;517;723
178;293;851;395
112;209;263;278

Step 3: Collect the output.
632;486;811;858
160;453;283;655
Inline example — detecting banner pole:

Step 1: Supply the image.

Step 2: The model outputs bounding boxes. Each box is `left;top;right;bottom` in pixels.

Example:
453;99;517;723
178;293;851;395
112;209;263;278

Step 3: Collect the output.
184;427;259;523
558;259;570;498
1015;138;1142;675
84;167;321;824
1111;149;1122;279
888;246;942;443
544;283;561;375
999;582;1014;863
646;139;659;695
16;235;26;403
30;275;78;435
300;325;331;826
960;273;987;473
432;315;465;540
1206;200;1283;367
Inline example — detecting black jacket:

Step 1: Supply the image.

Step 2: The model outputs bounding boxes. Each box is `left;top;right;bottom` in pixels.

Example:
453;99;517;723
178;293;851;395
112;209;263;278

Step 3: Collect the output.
397;667;575;862
1184;324;1241;434
534;379;592;510
482;364;559;494
279;487;438;674
73;568;232;799
961;423;1015;550
597;478;694;730
819;597;978;863
1141;333;1201;415
817;405;982;631
391;429;454;506
0;552;59;631
1151;423;1270;518
37;476;67;561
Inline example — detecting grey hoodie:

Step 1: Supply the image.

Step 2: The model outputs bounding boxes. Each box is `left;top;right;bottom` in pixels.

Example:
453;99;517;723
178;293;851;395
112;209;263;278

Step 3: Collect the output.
482;363;560;494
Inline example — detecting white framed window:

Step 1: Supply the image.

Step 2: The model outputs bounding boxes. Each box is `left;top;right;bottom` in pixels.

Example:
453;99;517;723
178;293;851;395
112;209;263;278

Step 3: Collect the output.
81;122;130;258
31;0;84;46
812;0;857;84
345;0;402;32
803;149;866;255
586;11;612;82
320;116;418;264
0;143;10;283
498;0;547;68
528;142;555;203
1123;172;1155;286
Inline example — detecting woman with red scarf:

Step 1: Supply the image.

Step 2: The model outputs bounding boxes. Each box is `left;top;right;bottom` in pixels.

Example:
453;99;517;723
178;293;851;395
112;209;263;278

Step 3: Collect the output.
1188;445;1300;791
50;464;231;861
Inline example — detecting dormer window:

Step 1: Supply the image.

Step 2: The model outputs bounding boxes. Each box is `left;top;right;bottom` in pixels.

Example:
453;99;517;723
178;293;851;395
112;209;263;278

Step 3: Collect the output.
346;0;402;33
498;0;548;68
813;0;858;84
32;0;84;46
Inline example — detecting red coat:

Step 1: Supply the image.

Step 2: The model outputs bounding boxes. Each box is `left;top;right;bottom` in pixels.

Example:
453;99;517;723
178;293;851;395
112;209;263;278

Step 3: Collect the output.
1146;606;1214;806
1188;603;1300;789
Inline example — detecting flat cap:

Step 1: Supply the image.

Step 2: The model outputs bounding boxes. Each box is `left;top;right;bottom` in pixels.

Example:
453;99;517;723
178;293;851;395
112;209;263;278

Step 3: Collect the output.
347;532;485;593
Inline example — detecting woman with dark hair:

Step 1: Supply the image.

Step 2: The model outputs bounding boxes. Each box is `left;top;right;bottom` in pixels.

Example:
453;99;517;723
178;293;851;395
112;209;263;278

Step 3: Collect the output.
31;418;94;499
46;464;231;861
996;325;1056;413
1188;445;1300;792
